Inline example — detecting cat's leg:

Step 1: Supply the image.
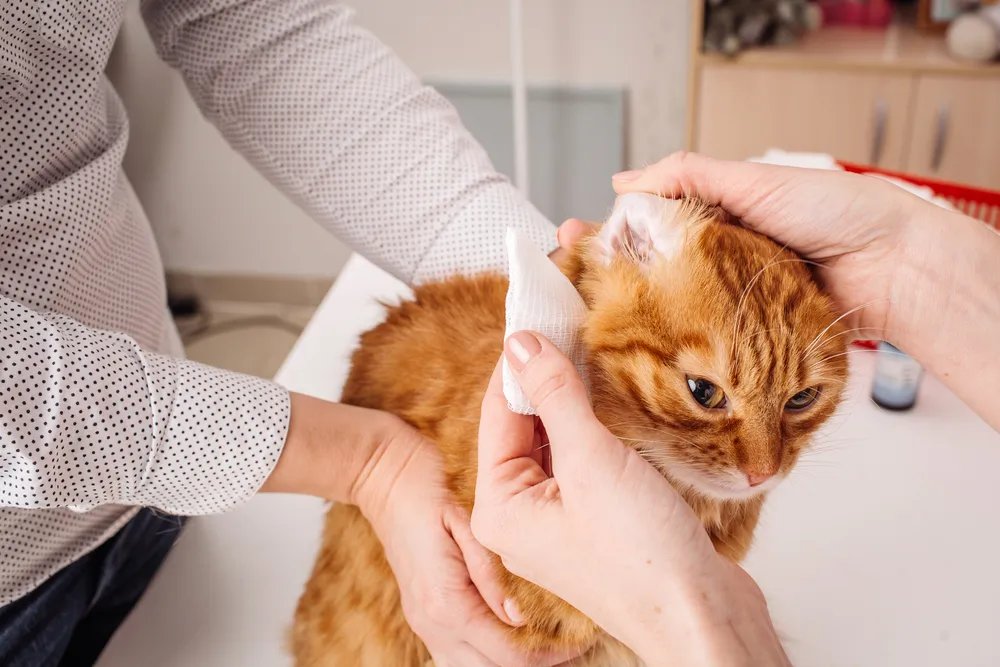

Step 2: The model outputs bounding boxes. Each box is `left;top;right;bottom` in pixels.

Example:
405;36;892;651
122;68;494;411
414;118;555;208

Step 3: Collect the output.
290;504;429;667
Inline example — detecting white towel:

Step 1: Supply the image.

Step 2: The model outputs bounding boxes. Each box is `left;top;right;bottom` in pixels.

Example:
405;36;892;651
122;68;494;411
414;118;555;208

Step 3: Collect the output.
502;227;589;415
748;148;955;210
747;148;844;171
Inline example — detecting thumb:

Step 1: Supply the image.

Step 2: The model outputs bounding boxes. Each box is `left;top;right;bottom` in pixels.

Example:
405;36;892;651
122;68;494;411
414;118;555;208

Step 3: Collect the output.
504;331;616;470
613;151;795;224
556;217;601;250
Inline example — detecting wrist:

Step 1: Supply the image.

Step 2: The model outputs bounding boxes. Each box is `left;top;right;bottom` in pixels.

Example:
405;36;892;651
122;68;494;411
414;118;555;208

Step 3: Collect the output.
624;560;789;667
887;204;1000;354
349;416;429;525
260;392;401;503
884;205;1000;428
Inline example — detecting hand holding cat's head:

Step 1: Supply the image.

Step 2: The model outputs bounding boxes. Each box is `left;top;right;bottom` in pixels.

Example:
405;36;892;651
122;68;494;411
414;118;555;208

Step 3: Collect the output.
573;194;850;502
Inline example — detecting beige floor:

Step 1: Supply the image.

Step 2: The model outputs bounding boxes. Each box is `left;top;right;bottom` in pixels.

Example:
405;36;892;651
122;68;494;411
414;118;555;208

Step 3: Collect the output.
178;301;315;379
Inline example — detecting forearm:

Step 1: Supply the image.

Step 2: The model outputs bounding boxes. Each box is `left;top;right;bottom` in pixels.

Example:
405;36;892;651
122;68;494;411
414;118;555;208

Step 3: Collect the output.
889;205;1000;430
141;0;558;284
260;392;405;505
0;295;288;514
626;565;791;667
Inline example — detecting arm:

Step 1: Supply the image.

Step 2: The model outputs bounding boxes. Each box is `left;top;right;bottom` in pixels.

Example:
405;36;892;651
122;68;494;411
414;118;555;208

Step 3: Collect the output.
139;0;558;284
0;295;287;513
889;204;1000;431
0;291;414;514
613;152;1000;433
473;332;791;667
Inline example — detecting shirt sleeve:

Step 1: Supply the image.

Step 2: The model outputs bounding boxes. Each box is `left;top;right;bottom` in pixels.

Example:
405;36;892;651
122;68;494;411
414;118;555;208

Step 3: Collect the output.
139;0;559;285
0;295;290;515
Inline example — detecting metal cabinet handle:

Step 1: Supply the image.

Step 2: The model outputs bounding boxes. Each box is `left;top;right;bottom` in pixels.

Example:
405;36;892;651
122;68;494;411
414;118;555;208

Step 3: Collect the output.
931;104;950;172
870;99;887;165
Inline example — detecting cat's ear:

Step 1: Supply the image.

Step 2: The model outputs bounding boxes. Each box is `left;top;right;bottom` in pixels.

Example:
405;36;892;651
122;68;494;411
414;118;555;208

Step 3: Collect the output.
592;193;687;269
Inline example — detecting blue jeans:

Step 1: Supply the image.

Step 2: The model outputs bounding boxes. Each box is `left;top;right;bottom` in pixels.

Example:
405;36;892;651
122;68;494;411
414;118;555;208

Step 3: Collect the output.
0;509;186;667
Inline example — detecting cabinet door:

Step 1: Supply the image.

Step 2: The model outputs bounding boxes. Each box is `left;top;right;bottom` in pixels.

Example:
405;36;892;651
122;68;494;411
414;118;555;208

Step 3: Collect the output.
694;66;914;168
905;76;1000;190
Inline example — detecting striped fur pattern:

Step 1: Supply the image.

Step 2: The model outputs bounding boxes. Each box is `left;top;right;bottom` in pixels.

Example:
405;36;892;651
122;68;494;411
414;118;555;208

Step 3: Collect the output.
290;197;849;666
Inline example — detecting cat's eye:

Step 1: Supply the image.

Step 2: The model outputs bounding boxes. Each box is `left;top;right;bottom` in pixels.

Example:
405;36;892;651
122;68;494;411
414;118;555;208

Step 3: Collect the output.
785;387;820;411
686;377;727;410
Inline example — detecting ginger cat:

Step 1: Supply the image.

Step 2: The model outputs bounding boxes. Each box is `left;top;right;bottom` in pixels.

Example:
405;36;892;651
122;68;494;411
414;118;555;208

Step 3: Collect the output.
291;194;850;666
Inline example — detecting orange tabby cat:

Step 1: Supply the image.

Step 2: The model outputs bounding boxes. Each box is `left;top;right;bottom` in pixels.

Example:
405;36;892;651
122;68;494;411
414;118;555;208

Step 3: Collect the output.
290;194;850;667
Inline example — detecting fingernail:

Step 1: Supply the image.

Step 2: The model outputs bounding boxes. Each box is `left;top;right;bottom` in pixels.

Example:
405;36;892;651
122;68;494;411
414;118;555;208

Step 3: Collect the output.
612;169;642;183
504;598;525;625
506;331;541;371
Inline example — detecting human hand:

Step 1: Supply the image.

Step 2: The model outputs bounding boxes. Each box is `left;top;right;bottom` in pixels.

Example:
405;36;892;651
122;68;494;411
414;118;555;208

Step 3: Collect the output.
611;151;939;340
547;218;599;265
471;331;789;665
354;416;582;667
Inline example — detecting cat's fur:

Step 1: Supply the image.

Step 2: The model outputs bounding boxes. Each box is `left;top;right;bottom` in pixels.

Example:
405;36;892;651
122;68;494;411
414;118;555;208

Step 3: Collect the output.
290;196;849;666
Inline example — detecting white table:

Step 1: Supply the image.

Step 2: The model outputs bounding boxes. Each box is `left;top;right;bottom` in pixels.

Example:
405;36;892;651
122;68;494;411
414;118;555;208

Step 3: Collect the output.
97;254;1000;667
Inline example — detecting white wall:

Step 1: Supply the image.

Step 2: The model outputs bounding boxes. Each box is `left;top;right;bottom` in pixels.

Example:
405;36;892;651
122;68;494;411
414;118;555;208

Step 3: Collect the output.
107;0;691;278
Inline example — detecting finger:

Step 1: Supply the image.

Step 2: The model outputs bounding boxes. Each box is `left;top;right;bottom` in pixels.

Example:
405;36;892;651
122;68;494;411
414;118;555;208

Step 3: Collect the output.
612;151;793;223
448;507;523;627
475;357;557;551
478;357;545;476
503;331;606;465
461;603;578;667
556;218;601;249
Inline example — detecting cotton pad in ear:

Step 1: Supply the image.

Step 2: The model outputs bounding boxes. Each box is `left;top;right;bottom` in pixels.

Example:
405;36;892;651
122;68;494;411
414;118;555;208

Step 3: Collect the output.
502;227;589;415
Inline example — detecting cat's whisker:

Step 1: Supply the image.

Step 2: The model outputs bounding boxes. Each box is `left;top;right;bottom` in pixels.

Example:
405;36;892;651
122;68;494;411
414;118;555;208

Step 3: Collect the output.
739;326;784;347
808;375;849;386
602;421;703;446
795;461;840;473
801;438;855;455
803;297;893;357
805;326;870;354
625;436;702;450
811;347;883;366
627;430;704;450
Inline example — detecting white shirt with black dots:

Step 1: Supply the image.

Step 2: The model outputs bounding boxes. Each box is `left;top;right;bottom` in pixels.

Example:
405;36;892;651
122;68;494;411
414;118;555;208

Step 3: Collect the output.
0;0;558;606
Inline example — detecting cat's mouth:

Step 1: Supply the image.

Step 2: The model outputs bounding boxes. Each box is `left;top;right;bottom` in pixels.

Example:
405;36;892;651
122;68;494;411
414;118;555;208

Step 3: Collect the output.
699;474;780;500
662;460;781;501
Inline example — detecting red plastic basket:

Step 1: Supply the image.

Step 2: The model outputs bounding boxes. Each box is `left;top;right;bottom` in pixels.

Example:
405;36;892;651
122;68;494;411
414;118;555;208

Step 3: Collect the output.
835;161;1000;349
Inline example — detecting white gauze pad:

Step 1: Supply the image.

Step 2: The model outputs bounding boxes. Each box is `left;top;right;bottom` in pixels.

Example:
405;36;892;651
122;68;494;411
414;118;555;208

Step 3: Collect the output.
502;227;589;415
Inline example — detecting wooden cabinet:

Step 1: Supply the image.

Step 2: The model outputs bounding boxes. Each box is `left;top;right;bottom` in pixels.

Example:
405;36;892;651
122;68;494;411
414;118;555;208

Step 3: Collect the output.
695;66;913;169
905;77;1000;190
686;18;1000;189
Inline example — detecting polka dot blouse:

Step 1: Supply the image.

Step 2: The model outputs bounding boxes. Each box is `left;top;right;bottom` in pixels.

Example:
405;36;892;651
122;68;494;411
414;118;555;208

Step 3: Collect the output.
0;0;558;606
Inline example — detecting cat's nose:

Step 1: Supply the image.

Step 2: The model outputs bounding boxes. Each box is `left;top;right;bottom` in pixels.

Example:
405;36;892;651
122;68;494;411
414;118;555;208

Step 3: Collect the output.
747;472;773;487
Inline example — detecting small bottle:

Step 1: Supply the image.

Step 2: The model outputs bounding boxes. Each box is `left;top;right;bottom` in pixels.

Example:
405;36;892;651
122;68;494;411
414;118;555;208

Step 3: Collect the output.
871;341;923;411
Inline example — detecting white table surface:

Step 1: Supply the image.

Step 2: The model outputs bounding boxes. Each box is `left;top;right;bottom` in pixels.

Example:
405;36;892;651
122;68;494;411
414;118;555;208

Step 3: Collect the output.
97;253;1000;667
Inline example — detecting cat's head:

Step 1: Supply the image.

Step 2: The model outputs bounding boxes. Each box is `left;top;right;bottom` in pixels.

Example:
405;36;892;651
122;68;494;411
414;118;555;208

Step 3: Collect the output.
570;193;849;502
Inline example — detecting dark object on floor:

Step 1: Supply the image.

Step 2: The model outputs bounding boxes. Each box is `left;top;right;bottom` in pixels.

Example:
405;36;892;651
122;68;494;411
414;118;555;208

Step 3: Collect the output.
167;293;201;318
